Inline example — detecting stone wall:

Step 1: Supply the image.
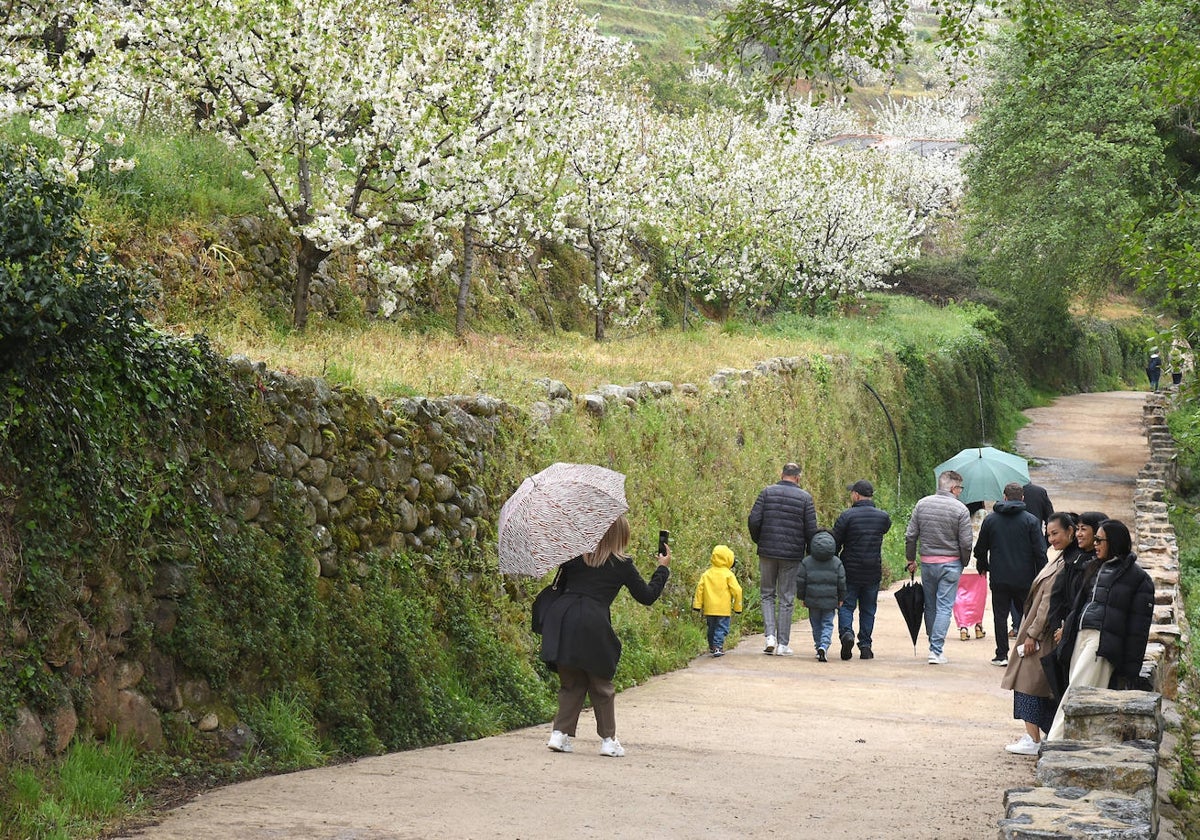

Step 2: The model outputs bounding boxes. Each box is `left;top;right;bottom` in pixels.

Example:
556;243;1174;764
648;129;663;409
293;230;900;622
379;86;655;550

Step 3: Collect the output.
998;390;1188;839
0;356;774;764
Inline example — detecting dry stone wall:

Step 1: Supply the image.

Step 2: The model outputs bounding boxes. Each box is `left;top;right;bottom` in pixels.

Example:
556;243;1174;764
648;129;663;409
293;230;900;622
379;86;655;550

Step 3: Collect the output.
3;354;816;764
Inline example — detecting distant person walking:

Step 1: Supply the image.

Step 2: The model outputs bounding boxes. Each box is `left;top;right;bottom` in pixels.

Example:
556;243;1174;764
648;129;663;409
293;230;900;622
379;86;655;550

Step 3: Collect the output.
832;479;892;660
1147;352;1162;392
905;470;973;664
693;545;744;657
541;515;671;758
748;462;817;657
973;483;1048;667
796;529;847;662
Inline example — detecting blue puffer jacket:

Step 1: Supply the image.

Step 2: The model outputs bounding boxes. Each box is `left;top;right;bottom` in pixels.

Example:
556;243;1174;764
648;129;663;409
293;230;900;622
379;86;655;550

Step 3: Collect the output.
748;480;817;561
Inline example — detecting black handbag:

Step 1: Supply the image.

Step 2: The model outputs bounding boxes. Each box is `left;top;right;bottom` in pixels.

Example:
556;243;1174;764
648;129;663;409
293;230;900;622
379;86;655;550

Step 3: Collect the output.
531;566;565;635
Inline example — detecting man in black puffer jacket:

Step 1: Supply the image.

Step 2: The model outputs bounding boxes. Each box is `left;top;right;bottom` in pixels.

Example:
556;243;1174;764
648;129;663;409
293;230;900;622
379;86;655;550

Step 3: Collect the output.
832;480;892;660
748;462;818;657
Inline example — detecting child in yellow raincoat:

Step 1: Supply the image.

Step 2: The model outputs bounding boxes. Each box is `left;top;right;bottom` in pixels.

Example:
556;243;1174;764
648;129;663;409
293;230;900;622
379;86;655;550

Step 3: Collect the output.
693;545;744;657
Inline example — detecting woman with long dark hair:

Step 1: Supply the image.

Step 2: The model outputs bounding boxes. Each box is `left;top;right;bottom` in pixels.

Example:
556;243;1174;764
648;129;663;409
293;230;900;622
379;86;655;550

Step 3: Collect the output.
539;514;670;757
1048;510;1107;643
1000;512;1078;755
1046;518;1154;741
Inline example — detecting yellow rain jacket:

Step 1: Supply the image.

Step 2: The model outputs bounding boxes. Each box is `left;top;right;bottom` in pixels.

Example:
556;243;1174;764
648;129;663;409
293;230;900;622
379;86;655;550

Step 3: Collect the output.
693;545;744;616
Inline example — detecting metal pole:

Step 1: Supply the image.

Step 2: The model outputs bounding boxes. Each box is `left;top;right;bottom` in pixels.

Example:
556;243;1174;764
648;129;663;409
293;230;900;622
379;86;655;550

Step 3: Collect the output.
864;382;901;502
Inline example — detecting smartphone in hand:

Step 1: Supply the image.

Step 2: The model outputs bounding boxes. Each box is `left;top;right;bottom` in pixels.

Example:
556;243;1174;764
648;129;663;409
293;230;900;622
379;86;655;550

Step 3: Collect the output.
658;529;670;555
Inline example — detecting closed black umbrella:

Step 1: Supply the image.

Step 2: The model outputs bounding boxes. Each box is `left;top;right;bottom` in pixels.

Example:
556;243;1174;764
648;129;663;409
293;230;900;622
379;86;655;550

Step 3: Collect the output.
894;572;925;653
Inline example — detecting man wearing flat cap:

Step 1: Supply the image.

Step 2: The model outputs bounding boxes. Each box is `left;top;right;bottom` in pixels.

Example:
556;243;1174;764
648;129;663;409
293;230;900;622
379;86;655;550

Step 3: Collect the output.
832;480;892;660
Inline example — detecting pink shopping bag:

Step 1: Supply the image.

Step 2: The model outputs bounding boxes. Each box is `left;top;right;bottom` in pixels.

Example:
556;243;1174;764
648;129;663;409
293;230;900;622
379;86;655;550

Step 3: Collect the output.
953;572;988;628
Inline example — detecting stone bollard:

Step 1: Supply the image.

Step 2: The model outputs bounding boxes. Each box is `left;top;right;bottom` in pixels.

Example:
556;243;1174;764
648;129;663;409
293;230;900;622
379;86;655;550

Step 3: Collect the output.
1055;687;1162;745
1035;740;1159;835
999;786;1152;839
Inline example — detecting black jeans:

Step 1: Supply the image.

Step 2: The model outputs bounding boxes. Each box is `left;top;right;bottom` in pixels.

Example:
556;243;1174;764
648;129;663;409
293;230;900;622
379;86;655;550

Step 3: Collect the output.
990;583;1028;660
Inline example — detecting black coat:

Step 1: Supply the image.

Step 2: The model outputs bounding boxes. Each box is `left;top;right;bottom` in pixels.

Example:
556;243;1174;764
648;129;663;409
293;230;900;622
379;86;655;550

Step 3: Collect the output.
832;499;892;585
973;501;1047;589
1022;483;1054;526
1047;544;1088;633
1057;552;1155;684
539;555;669;680
748;481;817;561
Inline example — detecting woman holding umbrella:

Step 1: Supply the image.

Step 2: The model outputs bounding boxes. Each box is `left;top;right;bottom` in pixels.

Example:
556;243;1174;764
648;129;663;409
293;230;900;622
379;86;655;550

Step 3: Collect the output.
540;514;671;757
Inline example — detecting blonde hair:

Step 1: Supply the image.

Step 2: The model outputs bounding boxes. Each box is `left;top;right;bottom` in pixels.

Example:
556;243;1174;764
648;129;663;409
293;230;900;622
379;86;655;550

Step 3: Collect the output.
585;515;630;567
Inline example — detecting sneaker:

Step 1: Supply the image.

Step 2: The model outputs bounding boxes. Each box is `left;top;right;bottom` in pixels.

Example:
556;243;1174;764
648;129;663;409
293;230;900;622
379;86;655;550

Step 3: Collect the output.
840;629;855;660
712;647;724;657
764;635;777;654
1009;628;1018;638
927;652;948;665
547;730;573;753
991;657;1009;667
859;647;874;660
816;647;828;662
599;737;625;757
775;645;795;656
1005;734;1040;756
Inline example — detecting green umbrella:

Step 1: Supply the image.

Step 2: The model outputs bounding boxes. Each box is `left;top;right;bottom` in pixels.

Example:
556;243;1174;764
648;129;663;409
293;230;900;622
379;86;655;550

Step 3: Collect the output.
933;447;1030;505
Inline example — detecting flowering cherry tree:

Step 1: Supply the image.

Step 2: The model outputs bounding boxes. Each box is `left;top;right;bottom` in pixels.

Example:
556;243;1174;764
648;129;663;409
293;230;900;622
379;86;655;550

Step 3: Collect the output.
0;1;136;180
545;70;659;340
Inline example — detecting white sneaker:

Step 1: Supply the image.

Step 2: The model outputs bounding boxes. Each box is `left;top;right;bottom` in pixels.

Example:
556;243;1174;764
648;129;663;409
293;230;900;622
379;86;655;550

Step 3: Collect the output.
764;635;777;654
775;645;794;656
547;730;572;753
599;737;625;757
927;652;948;665
1005;734;1040;756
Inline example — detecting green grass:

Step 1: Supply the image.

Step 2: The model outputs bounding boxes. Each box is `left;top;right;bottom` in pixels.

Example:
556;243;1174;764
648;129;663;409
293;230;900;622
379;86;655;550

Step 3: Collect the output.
2;737;140;840
241;693;329;772
186;293;987;404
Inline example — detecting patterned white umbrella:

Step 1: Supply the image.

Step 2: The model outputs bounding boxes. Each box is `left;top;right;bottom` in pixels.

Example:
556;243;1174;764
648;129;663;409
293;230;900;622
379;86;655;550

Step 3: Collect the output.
498;462;629;577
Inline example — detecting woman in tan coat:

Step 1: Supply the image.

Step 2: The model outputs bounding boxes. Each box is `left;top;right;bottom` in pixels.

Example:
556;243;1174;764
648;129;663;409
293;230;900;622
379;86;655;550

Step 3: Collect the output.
1001;512;1079;755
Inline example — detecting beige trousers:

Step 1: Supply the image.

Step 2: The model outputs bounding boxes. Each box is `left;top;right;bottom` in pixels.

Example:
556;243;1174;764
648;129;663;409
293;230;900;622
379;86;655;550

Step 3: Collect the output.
1047;629;1114;740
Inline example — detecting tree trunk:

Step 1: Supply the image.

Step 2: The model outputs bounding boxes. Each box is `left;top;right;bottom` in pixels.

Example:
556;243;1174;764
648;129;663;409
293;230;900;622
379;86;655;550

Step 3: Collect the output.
455;215;475;337
588;225;605;341
294;235;331;331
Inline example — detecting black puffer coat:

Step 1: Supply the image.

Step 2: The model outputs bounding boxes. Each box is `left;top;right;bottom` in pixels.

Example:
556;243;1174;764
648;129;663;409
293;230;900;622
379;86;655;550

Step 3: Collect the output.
748;481;817;561
539;555;669;680
1058;552;1155;684
832;499;892;585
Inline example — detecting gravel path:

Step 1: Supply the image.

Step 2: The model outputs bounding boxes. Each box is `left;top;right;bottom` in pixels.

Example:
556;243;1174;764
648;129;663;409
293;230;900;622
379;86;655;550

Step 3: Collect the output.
124;391;1149;840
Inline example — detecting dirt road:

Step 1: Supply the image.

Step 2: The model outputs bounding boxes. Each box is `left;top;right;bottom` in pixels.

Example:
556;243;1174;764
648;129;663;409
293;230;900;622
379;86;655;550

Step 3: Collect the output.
126;391;1149;840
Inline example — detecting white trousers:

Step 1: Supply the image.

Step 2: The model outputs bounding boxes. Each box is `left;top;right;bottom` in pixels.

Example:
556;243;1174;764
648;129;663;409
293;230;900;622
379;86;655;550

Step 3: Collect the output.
1046;628;1114;740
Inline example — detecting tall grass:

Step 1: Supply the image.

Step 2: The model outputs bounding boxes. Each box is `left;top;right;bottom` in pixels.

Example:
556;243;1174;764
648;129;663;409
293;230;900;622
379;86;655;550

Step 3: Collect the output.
1;737;139;840
241;693;329;772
